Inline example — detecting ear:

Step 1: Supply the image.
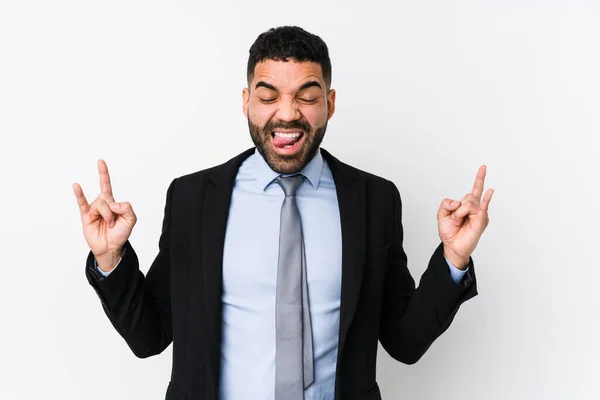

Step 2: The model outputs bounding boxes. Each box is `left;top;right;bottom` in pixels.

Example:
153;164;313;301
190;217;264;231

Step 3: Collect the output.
327;89;336;120
242;88;250;118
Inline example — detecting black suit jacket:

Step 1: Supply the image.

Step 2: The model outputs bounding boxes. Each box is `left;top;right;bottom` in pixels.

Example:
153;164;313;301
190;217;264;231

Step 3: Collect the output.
86;148;477;400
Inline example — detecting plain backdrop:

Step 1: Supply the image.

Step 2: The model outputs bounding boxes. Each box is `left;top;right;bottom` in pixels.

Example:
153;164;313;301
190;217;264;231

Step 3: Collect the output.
0;0;598;399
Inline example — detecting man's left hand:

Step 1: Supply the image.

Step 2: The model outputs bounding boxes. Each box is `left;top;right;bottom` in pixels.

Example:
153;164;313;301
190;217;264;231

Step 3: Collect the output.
437;165;494;270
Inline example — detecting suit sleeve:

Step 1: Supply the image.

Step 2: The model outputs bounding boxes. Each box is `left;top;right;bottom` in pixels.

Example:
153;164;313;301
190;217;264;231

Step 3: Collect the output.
85;178;177;359
378;181;477;364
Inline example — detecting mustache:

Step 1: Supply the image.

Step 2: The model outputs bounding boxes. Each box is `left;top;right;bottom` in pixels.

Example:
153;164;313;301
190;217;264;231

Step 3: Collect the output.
263;120;311;133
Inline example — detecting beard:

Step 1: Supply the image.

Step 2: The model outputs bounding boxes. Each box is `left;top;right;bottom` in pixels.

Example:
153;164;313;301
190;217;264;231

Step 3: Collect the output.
248;116;327;174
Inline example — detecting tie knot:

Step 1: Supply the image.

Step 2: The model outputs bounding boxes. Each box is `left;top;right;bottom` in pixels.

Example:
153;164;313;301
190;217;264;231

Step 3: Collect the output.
276;174;304;197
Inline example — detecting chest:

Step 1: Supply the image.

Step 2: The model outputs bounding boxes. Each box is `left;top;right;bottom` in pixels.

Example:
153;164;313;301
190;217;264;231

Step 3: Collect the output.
221;184;343;305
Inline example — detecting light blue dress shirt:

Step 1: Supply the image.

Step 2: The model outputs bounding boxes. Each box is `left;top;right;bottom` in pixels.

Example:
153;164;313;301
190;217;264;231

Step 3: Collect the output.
97;149;467;399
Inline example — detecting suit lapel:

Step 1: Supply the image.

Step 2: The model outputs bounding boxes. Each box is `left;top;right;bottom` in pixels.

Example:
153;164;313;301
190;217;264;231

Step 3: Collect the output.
201;182;232;351
201;148;255;344
192;148;254;391
321;149;367;356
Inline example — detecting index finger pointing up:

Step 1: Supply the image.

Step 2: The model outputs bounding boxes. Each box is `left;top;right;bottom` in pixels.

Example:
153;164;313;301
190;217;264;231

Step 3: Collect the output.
471;165;487;201
98;159;113;196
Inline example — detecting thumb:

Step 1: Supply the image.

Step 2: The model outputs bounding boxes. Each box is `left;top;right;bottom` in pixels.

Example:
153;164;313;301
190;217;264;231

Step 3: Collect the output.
110;202;136;223
438;198;461;219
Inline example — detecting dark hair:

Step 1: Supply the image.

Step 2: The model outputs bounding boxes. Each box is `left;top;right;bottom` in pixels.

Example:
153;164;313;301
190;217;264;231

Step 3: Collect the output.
247;26;332;89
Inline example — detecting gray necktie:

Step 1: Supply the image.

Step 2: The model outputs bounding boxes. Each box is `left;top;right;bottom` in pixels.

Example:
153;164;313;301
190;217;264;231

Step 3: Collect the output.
274;175;314;400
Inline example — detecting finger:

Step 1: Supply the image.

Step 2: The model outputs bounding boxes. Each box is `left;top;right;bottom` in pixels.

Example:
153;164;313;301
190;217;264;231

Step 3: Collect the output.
109;201;137;224
72;183;90;216
98;159;113;197
437;198;461;219
480;188;495;212
98;190;115;204
471;165;487;201
91;198;115;228
459;193;479;207
454;200;479;219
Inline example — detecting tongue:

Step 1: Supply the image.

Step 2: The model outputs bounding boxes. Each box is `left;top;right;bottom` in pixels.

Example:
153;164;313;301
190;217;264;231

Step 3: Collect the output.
273;134;302;148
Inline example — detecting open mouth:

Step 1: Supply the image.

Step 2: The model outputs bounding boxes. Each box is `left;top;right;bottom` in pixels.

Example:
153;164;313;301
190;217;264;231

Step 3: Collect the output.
271;131;305;155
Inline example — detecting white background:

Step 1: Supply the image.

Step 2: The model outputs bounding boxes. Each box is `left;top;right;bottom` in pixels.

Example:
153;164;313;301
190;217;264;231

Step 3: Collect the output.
1;0;598;399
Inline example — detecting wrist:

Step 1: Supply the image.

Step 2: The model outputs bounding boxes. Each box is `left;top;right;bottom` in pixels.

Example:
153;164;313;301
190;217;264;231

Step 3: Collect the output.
94;248;123;272
443;246;469;270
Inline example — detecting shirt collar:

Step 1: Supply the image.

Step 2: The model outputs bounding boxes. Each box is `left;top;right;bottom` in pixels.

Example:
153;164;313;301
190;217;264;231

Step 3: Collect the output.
252;148;324;191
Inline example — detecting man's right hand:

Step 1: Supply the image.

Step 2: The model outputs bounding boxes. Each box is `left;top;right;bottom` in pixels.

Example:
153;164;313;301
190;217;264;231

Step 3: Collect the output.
73;160;137;273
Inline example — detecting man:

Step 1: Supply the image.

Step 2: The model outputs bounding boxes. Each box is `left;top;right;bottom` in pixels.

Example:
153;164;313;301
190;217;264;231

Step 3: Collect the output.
73;26;494;400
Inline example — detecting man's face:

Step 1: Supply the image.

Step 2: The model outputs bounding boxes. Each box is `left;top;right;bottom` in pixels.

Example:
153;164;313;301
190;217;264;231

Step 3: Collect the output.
243;59;336;174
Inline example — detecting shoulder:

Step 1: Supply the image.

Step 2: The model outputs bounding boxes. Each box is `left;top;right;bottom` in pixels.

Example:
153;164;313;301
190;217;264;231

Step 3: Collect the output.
168;148;255;193
321;148;398;195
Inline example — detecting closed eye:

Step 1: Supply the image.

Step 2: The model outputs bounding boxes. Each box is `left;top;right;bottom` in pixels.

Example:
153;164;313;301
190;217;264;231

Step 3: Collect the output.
299;98;317;103
259;98;276;103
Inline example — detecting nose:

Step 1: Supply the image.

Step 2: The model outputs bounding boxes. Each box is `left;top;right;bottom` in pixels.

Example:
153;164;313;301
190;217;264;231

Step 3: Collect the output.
276;97;301;122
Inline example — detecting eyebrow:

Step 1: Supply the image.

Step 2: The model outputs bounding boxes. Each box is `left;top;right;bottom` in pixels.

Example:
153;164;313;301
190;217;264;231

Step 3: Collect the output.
255;81;278;91
298;81;322;91
254;80;323;92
